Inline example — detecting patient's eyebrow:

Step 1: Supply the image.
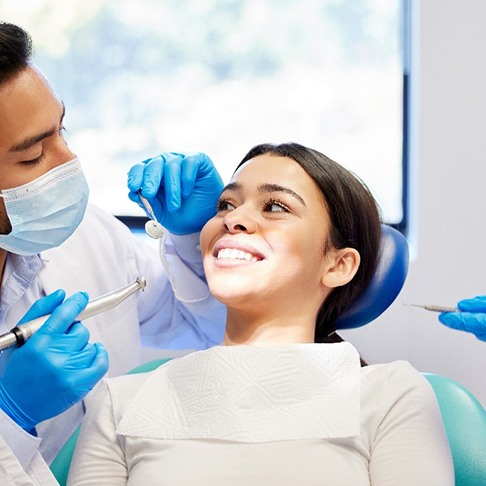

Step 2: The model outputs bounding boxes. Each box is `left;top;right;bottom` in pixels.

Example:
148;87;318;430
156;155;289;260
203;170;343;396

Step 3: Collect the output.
258;183;306;207
222;182;240;193
222;181;306;207
9;103;66;152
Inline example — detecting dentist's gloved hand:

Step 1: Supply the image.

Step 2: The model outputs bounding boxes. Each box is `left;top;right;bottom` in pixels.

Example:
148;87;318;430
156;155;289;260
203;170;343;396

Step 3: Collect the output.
127;152;223;235
0;290;109;432
439;295;486;342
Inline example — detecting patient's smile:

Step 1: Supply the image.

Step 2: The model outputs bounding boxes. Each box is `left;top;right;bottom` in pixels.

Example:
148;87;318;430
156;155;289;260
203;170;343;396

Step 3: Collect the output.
217;248;262;262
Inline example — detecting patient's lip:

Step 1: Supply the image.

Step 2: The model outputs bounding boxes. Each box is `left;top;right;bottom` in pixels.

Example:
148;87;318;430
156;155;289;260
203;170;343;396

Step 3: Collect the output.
213;239;265;261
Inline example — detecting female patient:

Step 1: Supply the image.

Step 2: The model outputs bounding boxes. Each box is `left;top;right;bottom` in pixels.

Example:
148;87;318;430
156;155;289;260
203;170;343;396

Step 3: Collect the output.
68;143;453;485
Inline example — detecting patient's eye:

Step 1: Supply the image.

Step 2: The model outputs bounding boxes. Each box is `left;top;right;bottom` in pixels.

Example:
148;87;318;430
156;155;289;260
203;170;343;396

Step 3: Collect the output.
263;199;290;213
217;198;236;212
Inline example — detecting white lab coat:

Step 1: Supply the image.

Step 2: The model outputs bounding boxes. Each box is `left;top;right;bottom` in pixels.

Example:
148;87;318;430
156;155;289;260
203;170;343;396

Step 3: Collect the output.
0;204;225;485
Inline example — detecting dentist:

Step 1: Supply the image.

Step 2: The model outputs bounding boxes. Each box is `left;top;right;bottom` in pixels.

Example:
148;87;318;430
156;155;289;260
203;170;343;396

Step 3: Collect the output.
0;22;225;484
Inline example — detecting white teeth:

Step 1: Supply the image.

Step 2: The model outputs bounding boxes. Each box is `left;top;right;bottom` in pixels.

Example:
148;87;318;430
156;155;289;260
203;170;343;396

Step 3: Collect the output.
217;248;260;261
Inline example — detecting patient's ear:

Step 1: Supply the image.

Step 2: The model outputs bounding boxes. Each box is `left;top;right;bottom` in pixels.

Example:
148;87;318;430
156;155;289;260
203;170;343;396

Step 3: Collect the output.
321;248;360;288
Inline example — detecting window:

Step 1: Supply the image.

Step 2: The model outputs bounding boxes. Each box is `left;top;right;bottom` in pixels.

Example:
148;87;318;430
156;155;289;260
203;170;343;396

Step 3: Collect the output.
1;0;409;231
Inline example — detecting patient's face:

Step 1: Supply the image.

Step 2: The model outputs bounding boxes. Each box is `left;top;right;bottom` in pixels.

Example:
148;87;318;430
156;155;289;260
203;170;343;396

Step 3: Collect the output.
200;153;333;315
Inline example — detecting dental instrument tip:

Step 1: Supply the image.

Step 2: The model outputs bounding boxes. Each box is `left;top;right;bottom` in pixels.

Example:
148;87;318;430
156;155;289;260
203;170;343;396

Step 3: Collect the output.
402;302;458;313
136;276;147;290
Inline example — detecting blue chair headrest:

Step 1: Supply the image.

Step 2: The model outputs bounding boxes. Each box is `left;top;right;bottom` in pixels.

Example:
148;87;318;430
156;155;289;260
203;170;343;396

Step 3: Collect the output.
336;224;409;329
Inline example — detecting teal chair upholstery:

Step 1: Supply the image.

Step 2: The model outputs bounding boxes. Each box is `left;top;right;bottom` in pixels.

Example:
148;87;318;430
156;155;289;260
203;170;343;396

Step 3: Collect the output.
50;358;172;485
424;373;486;485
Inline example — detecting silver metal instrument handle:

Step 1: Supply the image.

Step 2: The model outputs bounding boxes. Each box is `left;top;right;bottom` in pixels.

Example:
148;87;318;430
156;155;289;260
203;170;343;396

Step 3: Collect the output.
403;302;458;313
0;277;147;351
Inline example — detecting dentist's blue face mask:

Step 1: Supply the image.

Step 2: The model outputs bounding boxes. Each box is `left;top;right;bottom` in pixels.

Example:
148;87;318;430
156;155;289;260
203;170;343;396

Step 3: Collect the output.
0;158;89;256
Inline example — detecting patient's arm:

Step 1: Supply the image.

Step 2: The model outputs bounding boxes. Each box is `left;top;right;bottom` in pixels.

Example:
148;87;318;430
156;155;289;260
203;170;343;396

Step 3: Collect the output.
67;380;128;485
368;362;454;485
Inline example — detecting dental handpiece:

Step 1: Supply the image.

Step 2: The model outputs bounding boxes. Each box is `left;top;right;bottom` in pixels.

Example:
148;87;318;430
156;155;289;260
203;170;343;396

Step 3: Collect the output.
0;276;147;352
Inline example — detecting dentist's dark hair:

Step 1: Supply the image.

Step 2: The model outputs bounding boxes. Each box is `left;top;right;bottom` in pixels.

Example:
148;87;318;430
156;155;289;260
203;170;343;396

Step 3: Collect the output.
0;22;33;86
236;142;382;345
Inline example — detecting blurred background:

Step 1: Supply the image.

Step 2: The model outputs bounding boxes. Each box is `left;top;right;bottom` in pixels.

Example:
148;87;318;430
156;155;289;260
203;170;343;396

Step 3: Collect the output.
0;0;405;224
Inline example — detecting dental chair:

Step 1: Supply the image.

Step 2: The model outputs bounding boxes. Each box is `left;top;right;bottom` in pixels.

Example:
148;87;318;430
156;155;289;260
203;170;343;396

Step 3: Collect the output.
49;225;486;486
423;373;486;485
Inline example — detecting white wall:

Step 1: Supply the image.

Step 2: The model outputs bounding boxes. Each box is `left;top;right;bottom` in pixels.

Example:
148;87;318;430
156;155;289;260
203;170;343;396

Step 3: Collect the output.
342;0;486;406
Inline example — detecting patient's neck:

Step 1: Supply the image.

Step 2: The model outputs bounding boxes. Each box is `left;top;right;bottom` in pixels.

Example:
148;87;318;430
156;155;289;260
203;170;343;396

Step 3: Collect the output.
223;309;315;347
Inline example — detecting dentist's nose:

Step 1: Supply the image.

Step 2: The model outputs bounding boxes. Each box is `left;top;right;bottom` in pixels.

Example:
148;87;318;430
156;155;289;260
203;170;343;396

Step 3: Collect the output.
50;137;77;170
223;206;256;233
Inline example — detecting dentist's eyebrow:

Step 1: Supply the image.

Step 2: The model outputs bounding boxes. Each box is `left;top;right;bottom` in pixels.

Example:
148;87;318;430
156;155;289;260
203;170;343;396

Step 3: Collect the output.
9;102;66;153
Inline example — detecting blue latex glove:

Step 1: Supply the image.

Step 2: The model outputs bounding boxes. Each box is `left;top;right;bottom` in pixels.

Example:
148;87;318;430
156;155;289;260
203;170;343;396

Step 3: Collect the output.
0;291;109;432
127;152;223;235
439;295;486;342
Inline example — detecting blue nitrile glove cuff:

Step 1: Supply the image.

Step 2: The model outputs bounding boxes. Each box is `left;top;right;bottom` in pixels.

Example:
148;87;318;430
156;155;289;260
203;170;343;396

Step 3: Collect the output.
0;382;38;433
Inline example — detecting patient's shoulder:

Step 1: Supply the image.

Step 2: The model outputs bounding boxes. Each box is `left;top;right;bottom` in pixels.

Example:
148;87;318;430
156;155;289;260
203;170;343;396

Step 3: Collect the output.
360;360;437;414
105;370;158;422
362;360;427;388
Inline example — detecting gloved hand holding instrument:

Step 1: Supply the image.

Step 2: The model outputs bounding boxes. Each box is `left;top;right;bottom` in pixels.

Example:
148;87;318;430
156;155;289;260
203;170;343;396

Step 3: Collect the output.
0;277;145;431
439;295;486;342
0;291;108;432
127;152;224;236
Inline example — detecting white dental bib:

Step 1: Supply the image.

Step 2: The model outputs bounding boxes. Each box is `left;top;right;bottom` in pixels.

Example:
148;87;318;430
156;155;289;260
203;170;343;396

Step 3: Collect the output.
117;341;361;442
